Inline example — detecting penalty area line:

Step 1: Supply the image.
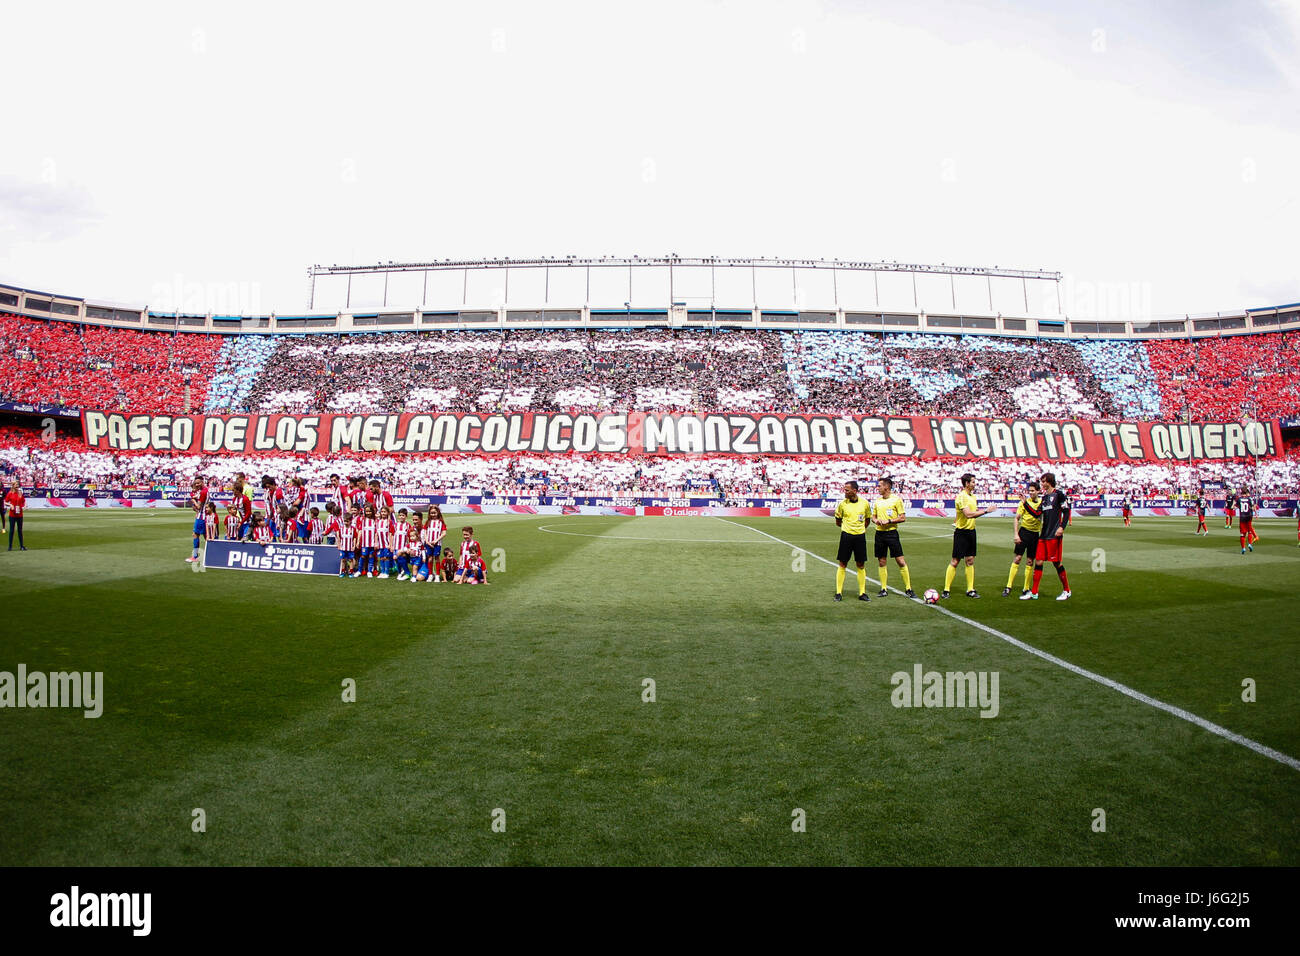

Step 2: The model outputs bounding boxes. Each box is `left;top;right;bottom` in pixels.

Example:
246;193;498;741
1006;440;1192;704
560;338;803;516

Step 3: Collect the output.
715;517;1300;774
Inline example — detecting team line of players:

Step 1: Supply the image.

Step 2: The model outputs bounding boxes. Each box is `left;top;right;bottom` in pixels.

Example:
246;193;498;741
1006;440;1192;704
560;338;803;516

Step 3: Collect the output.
186;472;489;583
1121;489;1264;550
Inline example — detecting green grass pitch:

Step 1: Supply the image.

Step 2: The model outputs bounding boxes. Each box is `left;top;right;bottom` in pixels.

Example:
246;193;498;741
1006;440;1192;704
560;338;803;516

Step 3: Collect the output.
1;509;1298;866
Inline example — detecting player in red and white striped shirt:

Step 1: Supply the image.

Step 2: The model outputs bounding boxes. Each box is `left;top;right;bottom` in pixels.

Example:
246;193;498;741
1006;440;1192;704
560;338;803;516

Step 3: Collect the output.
261;477;286;540
375;506;397;578
421;508;447;582
391;509;415;580
455;526;488;584
407;514;429;581
189;478;208;515
224;505;242;540
323;505;342;544
346;503;364;571
325;474;346;516
231;480;253;538
355;504;382;578
367;479;394;514
287;477;308;513
190;501;221;564
333;508;358;578
347;478;367;512
308;507;325;545
202;502;221;541
250;513;273;545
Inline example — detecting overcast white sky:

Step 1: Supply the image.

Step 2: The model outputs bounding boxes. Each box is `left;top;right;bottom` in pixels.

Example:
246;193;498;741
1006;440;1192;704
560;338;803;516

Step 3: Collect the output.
0;0;1297;318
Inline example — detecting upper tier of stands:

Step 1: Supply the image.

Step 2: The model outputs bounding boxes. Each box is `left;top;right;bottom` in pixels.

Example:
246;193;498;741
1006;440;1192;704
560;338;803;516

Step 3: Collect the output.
2;313;1298;422
0;314;223;413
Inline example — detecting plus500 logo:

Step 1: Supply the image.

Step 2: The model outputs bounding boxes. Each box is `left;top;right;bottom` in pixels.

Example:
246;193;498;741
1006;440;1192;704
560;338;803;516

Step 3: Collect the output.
227;550;315;572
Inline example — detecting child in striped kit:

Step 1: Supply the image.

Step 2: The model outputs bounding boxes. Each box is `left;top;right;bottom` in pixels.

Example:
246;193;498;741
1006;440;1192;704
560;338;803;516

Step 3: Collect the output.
332;508;358;578
376;505;396;578
224;503;242;541
308;507;325;545
392;509;415;580
354;503;381;578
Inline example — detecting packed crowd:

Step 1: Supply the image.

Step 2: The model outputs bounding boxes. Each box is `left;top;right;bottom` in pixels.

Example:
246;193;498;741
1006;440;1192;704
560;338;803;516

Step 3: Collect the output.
230;327;792;415
780;331;1164;419
3;431;1298;499
0;314;223;412
1146;334;1300;421
4;313;1297;422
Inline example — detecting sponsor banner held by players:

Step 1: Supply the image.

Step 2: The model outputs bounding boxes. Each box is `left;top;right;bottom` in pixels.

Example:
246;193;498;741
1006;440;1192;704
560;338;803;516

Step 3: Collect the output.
202;541;340;575
79;410;1286;462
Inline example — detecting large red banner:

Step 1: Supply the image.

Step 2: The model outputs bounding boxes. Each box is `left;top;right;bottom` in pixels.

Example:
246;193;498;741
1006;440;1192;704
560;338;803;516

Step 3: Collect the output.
80;410;1284;462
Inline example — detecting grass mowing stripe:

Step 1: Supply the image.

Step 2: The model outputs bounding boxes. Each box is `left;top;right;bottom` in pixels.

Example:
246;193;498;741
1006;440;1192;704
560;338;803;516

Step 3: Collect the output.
715;517;1300;774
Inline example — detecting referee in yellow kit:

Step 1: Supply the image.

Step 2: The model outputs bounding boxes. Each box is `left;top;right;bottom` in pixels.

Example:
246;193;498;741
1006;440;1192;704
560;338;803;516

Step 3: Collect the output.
833;481;870;602
871;476;915;598
943;472;998;599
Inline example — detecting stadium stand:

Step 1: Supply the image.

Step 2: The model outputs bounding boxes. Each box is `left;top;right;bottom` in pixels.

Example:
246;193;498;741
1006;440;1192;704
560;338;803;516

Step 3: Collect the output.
780;331;1166;418
4;312;1299;421
205;333;286;412
0;314;222;413
1146;332;1300;421
3;313;1299;497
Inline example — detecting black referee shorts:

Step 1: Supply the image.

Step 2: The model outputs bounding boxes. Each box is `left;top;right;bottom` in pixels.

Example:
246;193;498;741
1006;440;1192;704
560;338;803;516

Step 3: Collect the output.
1013;529;1039;557
837;531;867;565
951;528;977;559
874;530;903;559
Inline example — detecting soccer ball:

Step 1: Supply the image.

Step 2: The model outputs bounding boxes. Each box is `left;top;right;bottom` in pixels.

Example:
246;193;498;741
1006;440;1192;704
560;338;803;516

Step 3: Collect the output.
923;588;940;605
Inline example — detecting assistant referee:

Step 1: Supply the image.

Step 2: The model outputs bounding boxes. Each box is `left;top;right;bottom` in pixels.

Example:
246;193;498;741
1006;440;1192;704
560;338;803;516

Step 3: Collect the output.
871;476;915;598
833;481;870;603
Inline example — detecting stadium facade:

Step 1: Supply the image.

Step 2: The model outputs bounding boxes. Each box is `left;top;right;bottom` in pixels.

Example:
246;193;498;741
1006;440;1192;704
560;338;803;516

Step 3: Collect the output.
3;256;1297;340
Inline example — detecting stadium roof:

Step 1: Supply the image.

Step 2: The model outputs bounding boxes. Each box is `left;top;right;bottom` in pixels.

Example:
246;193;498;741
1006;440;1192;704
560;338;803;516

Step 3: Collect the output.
310;256;1063;282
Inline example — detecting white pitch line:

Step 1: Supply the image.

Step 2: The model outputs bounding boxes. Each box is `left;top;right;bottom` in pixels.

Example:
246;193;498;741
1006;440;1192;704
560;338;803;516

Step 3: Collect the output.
715;517;1300;774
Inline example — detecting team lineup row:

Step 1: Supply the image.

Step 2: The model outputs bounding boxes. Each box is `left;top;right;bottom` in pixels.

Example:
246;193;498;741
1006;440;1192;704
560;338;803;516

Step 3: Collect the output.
187;473;489;583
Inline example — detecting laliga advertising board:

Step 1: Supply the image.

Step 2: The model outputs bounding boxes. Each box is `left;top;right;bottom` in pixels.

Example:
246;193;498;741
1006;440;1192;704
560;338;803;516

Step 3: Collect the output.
202;541;341;576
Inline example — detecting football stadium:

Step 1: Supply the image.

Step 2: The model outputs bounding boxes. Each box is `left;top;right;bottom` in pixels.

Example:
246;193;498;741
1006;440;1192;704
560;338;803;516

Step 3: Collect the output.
2;256;1298;873
1;1;1298;927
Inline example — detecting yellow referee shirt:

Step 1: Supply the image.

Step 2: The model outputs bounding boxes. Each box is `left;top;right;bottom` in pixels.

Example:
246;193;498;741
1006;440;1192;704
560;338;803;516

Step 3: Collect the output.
955;490;979;530
871;494;905;532
1016;496;1043;533
834;497;869;535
